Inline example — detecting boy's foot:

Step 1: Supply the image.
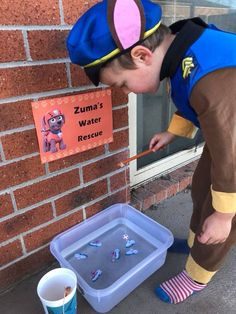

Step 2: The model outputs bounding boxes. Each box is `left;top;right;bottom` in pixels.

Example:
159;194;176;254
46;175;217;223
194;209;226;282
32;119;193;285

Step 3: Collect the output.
155;270;206;304
168;238;190;254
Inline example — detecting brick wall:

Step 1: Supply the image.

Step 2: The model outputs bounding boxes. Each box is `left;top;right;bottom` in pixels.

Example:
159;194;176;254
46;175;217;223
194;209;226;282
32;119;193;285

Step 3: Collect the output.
0;0;129;292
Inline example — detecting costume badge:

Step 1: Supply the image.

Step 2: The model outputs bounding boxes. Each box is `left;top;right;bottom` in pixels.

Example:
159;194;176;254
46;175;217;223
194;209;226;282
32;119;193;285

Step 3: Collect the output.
182;57;194;79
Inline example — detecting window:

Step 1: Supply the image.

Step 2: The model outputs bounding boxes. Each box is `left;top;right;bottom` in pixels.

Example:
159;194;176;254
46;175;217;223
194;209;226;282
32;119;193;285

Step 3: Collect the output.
129;0;236;186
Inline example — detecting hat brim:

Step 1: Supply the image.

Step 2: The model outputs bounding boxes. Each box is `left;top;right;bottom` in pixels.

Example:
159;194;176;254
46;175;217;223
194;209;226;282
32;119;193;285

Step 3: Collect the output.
84;65;102;86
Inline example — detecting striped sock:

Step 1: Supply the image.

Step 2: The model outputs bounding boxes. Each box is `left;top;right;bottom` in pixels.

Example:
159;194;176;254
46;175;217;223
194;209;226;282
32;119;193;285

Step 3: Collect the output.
155;270;206;304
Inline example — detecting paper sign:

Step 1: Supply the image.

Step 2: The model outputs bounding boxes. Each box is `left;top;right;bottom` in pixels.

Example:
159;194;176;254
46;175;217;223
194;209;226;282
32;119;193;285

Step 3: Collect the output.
32;89;113;163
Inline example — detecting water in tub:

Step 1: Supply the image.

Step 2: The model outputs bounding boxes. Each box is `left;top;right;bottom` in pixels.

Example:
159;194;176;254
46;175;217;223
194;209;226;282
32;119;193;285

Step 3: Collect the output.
62;218;162;290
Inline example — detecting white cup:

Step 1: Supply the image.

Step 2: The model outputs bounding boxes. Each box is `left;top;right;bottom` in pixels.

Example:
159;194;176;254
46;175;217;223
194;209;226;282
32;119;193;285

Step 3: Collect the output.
37;268;77;314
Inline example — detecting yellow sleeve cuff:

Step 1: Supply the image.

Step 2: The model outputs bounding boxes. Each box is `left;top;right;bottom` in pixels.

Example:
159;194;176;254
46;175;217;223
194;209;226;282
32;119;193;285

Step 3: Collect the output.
211;186;236;213
167;113;198;139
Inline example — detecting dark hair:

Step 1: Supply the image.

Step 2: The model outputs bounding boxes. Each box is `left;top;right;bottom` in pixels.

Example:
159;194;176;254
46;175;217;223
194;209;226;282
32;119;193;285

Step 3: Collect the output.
114;24;171;69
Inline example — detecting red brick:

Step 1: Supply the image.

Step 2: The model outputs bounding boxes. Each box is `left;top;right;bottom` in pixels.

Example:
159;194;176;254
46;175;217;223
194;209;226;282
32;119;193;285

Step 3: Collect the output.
83;151;128;183
14;169;80;209
48;146;104;172
145;179;167;204
111;87;128;107
0;203;53;242
85;189;129;219
0;193;14;218
132;186;155;211
70;64;91;87
109;129;129;152
1;129;38;160
0;246;54;293
0;240;23;266
28;30;69;60
110;188;130;204
85;199;106;219
63;0;99;25
152;177;179;199
0;100;34;132
169;168;186;181
55;179;107;215
179;176;192;191
0;156;45;190
129;161;199;211
169;168;192;191
24;210;83;252
71;66;129;102
0;0;60;25
0;31;25;62
113;107;128;130
184;161;198;172
130;196;142;211
110;170;129;192
0;64;67;99
161;179;179;198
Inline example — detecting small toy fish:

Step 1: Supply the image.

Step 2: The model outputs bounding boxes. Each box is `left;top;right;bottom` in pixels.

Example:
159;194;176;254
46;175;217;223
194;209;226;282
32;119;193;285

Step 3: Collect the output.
125;239;135;248
111;249;121;262
74;253;88;260
89;240;102;247
91;269;102;282
125;249;138;255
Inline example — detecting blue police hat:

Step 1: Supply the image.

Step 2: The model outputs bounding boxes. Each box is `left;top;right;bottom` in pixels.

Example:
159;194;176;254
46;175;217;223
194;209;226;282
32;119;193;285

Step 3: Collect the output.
67;0;162;86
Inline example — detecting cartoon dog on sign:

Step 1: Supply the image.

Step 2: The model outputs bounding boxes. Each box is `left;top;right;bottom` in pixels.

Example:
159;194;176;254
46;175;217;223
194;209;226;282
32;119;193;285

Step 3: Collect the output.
41;109;67;153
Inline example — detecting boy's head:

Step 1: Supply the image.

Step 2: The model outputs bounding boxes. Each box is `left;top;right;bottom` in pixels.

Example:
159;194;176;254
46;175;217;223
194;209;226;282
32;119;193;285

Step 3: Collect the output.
67;0;165;88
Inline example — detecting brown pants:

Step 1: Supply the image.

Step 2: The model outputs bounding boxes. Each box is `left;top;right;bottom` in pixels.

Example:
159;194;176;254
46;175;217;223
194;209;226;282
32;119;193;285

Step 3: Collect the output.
185;145;236;284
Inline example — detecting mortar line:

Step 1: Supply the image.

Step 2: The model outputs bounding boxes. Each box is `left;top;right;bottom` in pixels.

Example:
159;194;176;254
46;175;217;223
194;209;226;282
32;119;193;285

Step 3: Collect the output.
22;30;32;61
10;191;18;213
0;139;6;162
0;86;95;105
19;235;27;255
58;0;65;25
65;62;72;87
0;25;72;31
0;58;69;68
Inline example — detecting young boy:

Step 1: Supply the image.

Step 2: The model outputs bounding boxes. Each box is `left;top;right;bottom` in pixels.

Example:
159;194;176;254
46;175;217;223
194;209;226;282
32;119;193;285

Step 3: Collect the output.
67;0;236;304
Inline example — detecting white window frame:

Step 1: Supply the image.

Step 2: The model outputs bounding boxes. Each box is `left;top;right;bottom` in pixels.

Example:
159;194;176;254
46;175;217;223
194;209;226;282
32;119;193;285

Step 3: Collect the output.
128;93;203;187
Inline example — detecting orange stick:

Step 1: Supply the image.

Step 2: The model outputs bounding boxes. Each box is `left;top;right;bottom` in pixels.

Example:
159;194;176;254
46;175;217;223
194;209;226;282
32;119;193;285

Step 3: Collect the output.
118;149;153;167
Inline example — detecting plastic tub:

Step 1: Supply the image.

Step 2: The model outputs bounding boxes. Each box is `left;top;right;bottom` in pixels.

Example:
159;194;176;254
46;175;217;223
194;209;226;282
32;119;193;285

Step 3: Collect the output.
50;203;173;313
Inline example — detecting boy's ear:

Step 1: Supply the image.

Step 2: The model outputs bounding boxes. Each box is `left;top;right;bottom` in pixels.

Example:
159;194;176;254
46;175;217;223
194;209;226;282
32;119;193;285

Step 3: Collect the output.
130;45;153;65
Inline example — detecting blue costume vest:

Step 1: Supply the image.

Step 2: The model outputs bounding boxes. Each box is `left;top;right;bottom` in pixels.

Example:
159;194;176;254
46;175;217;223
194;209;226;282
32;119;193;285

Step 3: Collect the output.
170;26;236;128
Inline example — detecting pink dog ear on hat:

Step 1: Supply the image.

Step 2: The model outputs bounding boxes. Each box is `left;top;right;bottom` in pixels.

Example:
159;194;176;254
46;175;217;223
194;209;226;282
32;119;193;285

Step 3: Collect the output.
108;0;145;50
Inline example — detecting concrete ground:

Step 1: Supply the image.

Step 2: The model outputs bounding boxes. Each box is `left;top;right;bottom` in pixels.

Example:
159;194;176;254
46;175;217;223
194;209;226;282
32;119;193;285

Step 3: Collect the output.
0;190;235;314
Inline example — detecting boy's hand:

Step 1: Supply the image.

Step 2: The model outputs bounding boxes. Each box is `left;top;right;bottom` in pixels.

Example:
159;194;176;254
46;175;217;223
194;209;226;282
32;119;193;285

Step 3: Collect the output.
149;131;176;152
197;211;235;245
